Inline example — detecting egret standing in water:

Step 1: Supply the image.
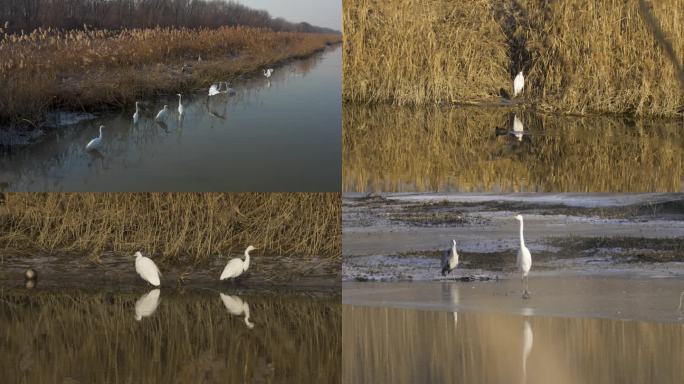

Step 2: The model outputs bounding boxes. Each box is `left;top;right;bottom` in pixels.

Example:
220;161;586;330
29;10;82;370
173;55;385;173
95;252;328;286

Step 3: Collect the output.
177;94;184;116
208;83;222;96
135;251;161;286
264;68;273;79
513;70;524;97
441;239;459;277
155;105;169;122
220;245;256;281
515;214;532;298
85;125;104;151
133;101;140;124
513;114;524;141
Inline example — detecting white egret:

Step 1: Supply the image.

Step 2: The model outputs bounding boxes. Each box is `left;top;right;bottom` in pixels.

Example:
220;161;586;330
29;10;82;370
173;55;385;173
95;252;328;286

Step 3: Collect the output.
220;245;256;281
85;125;104;151
220;293;255;329
208;83;221;96
134;289;161;321
133;101;140;124
441;239;459;276
522;320;533;382
513;114;524;141
514;70;525;97
515;214;532;298
154;105;169;122
198;54;202;62
135;251;161;286
263;68;273;78
177;94;184;116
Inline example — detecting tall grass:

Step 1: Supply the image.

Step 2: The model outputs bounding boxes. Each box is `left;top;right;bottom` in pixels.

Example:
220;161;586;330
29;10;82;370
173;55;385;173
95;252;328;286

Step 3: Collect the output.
343;0;684;116
0;193;341;262
0;26;340;124
1;290;341;383
343;105;684;192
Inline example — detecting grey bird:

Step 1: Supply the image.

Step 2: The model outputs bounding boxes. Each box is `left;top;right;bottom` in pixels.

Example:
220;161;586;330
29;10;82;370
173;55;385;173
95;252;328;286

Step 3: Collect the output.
441;239;459;276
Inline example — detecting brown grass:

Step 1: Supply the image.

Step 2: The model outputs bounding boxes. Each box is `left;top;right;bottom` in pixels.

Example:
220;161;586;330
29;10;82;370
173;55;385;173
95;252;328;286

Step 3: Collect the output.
342;0;684;116
0;26;341;125
0;193;341;263
343;104;684;192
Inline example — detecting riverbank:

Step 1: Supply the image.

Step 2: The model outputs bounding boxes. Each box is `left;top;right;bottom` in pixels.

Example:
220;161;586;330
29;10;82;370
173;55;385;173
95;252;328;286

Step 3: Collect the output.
343;0;684;117
0;26;340;137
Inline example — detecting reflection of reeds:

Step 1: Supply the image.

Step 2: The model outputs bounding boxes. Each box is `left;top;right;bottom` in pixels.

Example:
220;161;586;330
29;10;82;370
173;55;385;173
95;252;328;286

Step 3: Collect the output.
0;193;340;261
343;305;684;384
343;105;684;192
343;0;684;116
0;290;341;383
0;26;340;124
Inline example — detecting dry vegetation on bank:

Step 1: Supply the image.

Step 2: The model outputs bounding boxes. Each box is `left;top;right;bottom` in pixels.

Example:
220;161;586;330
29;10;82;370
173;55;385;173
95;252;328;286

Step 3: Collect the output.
343;0;684;116
0;26;340;125
0;193;340;263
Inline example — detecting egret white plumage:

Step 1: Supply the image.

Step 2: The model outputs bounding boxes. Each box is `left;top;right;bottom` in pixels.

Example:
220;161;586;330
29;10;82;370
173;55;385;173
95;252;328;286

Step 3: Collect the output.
441;239;459;276
135;251;161;286
515;214;532;298
220;293;255;329
177;94;184;116
134;289;161;321
85;125;104;151
133;101;140;124
513;114;524;141
24;268;37;280
208;83;222;96
263;68;273;78
154;105;169;122
220;245;256;281
513;70;525;97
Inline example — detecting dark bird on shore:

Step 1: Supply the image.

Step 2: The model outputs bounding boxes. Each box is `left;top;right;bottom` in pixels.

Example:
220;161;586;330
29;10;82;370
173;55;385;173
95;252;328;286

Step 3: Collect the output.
441;240;459;276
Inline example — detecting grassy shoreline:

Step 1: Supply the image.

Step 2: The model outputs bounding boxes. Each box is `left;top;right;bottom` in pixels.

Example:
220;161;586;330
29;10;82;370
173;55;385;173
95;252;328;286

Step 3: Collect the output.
0;26;341;128
343;0;684;117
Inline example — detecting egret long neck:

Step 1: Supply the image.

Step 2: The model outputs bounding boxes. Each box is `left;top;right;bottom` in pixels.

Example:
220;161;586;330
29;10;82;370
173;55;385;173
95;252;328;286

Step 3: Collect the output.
519;219;525;247
244;249;251;270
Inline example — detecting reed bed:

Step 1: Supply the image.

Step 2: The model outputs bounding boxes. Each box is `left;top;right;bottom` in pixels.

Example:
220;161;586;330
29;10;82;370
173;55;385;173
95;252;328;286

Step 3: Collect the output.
342;0;684;116
0;26;340;124
1;290;341;383
343;104;684;192
0;193;341;263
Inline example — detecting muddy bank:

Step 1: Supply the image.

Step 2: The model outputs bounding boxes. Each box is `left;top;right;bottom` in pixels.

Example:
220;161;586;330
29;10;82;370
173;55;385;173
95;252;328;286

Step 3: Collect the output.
343;193;684;281
0;251;340;291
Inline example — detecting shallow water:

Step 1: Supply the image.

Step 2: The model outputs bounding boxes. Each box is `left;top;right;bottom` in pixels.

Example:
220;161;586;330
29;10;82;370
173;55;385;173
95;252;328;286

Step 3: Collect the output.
343;105;684;192
0;46;341;192
343;304;684;384
0;288;340;383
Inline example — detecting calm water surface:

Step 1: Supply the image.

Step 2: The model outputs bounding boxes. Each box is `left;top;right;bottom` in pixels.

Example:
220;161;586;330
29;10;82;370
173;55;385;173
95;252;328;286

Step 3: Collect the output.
1;288;340;383
1;45;341;191
343;304;684;384
343;104;684;192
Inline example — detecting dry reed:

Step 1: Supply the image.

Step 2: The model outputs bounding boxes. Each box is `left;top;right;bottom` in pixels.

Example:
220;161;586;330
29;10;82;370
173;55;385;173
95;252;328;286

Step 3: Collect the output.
0;193;341;263
343;0;684;116
0;26;340;124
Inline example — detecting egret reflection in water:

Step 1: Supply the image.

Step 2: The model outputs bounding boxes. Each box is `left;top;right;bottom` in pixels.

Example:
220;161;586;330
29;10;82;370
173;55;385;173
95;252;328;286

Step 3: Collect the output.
521;320;533;384
220;293;255;329
134;289;161;321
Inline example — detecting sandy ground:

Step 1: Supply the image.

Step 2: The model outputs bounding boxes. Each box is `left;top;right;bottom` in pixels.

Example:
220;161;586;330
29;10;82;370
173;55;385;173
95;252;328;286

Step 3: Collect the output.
343;275;684;323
